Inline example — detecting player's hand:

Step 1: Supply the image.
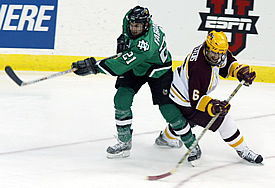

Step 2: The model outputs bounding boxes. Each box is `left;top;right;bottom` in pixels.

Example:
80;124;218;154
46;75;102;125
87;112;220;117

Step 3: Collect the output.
116;34;126;54
72;57;99;76
207;99;231;117
234;64;256;86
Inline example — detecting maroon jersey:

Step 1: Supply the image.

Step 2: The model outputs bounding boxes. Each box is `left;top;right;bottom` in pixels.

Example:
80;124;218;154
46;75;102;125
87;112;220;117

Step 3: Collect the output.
169;43;239;112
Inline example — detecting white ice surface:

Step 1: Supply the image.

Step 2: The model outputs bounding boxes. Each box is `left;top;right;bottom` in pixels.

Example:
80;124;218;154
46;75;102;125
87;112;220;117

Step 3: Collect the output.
0;71;275;188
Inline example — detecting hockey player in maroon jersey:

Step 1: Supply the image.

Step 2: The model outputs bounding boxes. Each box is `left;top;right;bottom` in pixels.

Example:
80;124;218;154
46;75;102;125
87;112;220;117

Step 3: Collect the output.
155;30;263;164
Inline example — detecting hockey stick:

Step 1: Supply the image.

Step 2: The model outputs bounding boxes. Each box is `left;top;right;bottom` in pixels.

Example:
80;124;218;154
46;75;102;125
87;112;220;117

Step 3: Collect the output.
147;80;246;181
5;53;122;87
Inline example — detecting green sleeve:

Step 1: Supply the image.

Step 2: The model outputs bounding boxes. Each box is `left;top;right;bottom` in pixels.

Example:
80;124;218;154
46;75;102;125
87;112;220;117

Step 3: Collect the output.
97;20;172;77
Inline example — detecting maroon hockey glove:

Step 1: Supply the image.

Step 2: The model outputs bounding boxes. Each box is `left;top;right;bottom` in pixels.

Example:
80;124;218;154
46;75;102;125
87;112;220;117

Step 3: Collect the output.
234;64;256;86
207;99;231;117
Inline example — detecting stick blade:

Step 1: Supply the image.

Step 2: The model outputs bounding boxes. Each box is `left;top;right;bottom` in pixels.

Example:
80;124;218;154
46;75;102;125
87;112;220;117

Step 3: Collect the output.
5;66;23;86
146;172;172;181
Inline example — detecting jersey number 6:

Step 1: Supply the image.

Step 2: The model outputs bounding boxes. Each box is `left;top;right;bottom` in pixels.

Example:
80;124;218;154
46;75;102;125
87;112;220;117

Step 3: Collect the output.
193;89;200;101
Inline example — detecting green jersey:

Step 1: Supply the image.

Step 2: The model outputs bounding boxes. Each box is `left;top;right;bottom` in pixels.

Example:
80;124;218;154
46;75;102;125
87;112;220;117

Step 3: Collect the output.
97;10;172;78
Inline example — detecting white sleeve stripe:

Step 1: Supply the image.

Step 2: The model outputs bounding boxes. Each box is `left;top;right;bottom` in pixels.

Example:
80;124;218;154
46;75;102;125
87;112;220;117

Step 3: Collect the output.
97;63;112;76
148;66;172;77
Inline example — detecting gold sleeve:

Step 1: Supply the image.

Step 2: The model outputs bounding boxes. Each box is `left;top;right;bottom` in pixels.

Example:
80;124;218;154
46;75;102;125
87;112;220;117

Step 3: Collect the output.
229;61;240;77
196;95;213;112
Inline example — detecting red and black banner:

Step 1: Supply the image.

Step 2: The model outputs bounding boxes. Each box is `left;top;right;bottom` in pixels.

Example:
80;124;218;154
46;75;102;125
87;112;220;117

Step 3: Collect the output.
198;0;259;56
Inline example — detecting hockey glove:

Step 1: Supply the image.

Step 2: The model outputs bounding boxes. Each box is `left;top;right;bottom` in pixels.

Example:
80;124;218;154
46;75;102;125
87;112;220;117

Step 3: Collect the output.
234;64;256;86
72;57;99;76
116;34;126;54
207;99;231;117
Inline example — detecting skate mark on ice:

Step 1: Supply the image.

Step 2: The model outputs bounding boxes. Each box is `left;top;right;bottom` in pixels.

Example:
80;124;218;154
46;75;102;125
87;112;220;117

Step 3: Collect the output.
0;113;273;155
0;131;158;155
175;156;275;188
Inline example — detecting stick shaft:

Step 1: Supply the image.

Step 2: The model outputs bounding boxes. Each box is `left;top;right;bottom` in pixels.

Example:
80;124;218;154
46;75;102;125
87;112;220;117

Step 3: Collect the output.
5;53;122;87
147;80;245;181
21;68;77;86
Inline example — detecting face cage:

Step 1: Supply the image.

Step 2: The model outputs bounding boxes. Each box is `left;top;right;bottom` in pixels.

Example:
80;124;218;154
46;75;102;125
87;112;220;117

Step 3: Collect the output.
127;20;148;39
205;48;227;66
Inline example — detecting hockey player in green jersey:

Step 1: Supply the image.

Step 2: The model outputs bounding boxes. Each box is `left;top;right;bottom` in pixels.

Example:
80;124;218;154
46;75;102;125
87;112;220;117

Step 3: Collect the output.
71;5;200;160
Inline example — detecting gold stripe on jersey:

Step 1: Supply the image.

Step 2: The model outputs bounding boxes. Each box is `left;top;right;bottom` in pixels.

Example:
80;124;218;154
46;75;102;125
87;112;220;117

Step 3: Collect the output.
170;86;189;103
230;136;244;147
208;67;215;91
229;61;240;77
185;55;190;80
196;95;213;112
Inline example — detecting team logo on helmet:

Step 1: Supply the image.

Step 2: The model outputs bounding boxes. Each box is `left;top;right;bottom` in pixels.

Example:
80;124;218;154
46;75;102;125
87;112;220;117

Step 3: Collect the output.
198;0;259;56
206;31;229;54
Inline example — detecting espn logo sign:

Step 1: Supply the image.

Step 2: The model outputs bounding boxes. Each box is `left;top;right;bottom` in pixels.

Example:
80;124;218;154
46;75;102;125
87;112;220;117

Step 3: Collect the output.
0;0;58;49
205;16;254;32
198;0;259;56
